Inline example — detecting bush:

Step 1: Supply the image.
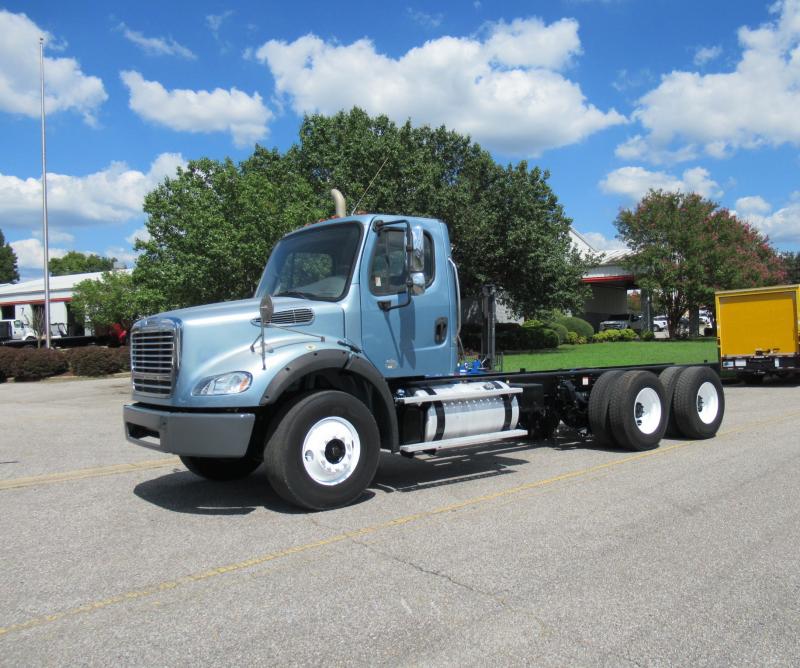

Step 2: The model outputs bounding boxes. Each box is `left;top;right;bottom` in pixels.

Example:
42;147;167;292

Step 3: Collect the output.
460;322;560;351
558;315;595;339
565;331;587;345
0;347;21;382
66;347;123;376
111;346;131;371
11;348;68;381
592;328;638;343
549;322;569;345
640;330;655;341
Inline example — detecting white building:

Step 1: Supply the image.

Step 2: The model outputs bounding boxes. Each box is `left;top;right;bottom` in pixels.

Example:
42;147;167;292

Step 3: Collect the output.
0;271;129;335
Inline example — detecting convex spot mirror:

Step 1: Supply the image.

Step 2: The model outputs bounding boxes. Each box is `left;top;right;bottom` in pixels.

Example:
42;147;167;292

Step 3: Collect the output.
259;293;274;324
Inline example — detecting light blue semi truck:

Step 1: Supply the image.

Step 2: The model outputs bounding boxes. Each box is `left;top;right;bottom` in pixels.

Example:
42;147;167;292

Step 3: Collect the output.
124;193;725;510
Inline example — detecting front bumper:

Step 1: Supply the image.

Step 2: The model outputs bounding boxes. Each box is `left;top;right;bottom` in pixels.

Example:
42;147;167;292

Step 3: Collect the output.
123;404;256;458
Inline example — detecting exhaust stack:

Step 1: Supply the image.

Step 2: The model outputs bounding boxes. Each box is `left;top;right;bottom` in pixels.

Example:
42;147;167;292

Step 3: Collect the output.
331;189;346;217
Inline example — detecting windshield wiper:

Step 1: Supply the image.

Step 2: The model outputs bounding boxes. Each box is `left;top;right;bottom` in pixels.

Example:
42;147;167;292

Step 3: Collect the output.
273;290;313;300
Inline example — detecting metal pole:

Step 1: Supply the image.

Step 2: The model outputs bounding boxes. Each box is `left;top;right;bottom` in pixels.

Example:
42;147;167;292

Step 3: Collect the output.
39;37;51;349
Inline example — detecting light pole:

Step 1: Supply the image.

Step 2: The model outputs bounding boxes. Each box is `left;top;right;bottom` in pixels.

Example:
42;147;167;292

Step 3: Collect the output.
39;36;51;349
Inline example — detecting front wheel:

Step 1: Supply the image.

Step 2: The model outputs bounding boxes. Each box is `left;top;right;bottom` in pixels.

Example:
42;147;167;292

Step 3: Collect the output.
180;455;261;481
264;391;380;510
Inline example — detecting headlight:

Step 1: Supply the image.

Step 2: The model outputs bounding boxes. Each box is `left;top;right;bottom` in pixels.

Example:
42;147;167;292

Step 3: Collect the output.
193;371;252;396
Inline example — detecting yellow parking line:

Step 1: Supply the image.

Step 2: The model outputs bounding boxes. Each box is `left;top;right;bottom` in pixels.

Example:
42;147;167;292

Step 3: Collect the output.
1;410;799;637
0;458;180;491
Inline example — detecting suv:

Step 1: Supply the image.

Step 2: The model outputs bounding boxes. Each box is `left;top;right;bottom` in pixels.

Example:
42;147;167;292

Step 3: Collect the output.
599;313;643;332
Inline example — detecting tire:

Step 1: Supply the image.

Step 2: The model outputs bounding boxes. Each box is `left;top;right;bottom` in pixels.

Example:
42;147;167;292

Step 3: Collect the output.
608;370;667;451
588;370;625;447
180;455;260;481
673;366;725;439
658;366;686;437
264;390;380;510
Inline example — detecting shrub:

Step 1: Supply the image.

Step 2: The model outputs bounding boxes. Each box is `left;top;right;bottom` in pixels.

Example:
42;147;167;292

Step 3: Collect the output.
550;323;569;345
521;325;560;350
11;348;68;381
558;315;595;339
66;347;123;376
640;330;655;341
0;347;21;382
111;346;131;371
592;328;638;343
459;322;560;351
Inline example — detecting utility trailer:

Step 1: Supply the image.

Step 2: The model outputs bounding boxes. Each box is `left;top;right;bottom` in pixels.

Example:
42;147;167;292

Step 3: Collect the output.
716;284;800;383
124;192;725;510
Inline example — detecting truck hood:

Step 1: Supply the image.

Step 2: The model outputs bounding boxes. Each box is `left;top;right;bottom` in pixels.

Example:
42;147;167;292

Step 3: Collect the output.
134;296;347;407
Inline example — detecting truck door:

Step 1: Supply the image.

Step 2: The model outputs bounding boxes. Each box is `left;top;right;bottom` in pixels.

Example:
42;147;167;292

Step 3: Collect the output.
360;222;453;377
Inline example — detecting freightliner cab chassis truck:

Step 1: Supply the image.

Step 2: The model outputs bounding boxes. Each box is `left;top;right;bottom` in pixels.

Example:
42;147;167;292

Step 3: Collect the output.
124;193;725;510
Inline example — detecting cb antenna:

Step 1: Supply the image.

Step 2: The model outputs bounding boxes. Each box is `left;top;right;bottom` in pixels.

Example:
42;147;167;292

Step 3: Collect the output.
350;156;389;215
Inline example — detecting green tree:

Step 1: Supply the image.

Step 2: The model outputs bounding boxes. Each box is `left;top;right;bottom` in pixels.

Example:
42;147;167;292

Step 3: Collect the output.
134;108;589;315
292;108;590;316
781;251;800;283
134;152;322;310
49;251;116;276
71;271;161;332
616;191;785;335
0;229;19;283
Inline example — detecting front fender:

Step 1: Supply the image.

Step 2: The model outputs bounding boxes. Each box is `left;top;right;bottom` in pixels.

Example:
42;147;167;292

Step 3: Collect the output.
260;349;399;452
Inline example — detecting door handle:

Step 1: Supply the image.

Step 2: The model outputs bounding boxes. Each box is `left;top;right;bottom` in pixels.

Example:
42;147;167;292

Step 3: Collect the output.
435;317;448;344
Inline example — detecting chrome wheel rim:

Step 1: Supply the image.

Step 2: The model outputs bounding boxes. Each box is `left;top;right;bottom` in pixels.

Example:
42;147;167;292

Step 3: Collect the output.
633;387;662;434
301;417;361;486
696;382;719;424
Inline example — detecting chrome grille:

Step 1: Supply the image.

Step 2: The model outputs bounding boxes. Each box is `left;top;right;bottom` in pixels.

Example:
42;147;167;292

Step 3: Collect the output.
131;321;178;397
271;308;314;325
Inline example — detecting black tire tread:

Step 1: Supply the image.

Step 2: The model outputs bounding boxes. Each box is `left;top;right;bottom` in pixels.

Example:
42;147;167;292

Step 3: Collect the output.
180;455;260;481
673;366;725;439
588;370;625;446
608;370;667;451
659;366;686;437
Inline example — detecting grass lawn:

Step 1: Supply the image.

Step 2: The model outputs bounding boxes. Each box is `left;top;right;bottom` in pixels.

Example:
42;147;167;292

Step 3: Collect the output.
502;339;718;372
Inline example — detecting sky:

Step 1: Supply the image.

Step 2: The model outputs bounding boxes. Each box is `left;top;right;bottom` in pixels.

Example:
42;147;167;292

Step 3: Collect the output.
1;0;799;281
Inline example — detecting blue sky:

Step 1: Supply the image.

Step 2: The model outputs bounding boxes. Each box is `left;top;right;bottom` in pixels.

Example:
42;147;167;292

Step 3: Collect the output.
1;0;799;280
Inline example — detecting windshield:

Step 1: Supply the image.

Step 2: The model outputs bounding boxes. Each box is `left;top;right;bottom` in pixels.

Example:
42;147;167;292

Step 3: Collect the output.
255;223;363;302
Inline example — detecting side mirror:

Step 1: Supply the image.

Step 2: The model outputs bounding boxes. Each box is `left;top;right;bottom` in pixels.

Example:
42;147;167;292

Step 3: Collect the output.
259;293;274;324
407;225;426;296
409;225;425;273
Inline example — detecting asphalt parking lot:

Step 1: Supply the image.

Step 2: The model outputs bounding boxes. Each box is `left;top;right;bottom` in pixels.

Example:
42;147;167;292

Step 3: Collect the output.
1;375;799;666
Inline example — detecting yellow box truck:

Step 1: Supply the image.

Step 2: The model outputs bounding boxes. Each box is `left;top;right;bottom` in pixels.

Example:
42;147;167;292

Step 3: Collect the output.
715;284;800;382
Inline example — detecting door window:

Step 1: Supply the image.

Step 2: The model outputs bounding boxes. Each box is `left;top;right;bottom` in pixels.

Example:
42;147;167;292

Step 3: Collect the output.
369;229;434;296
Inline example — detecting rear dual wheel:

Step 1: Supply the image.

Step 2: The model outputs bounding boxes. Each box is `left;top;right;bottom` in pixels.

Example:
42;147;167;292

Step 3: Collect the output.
589;366;724;450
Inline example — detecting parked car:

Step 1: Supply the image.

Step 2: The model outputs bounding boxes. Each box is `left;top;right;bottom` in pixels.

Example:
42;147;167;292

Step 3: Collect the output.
653;316;668;332
599;313;643;332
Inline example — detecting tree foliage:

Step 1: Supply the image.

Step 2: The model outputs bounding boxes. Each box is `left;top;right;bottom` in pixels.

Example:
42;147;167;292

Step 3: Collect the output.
134;152;322;310
290;108;589;317
133;108;589;316
71;271;161;332
616;190;785;335
0;228;19;284
49;251;116;276
781;251;800;283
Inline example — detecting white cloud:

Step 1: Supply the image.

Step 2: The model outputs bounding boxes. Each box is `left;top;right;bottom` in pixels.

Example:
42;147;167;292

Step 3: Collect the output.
10;238;67;269
0;152;185;228
599;166;722;201
0;9;107;123
407;8;443;29
31;228;75;244
693;45;722;66
120;24;196;60
255;17;624;157
126;227;150;245
121;71;271;148
620;0;800;162
206;11;234;37
580;231;628;252
735;195;771;216
734;195;800;244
